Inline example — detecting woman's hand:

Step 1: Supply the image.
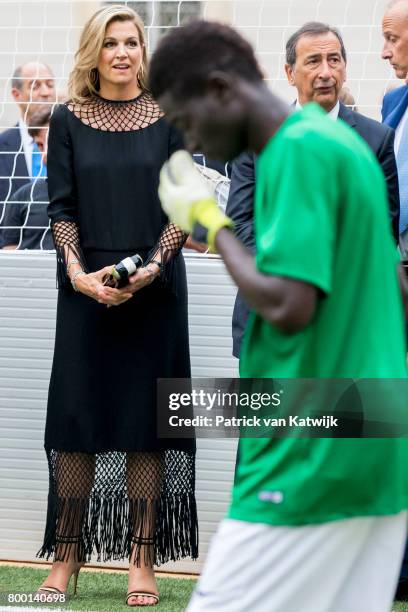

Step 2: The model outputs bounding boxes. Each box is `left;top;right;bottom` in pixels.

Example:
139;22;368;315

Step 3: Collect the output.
126;264;160;294
74;266;133;306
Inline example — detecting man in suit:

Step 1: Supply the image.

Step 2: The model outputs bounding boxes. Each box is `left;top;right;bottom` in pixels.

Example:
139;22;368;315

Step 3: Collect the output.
227;21;400;358
382;0;408;259
0;62;55;246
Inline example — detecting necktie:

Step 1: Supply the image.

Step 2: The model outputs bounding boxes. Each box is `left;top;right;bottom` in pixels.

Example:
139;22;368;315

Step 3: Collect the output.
397;117;408;234
31;142;46;178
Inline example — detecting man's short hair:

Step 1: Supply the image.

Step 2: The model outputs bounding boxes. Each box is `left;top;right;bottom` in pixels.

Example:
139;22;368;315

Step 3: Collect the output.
28;106;51;138
11;62;54;91
387;0;408;10
386;0;408;21
286;22;347;67
149;20;264;100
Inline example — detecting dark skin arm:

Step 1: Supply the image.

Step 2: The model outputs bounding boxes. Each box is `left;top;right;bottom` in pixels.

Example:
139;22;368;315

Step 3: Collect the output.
215;227;317;334
216;229;408;328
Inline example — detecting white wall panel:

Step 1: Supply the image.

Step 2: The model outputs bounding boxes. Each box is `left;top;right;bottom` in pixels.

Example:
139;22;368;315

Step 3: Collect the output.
0;251;239;573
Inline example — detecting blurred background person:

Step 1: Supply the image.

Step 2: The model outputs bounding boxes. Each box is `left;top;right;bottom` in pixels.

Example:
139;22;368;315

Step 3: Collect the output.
2;105;52;250
36;6;197;607
0;62;55;246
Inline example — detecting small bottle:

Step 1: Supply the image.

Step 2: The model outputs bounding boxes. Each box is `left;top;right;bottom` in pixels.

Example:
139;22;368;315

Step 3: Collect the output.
103;254;143;288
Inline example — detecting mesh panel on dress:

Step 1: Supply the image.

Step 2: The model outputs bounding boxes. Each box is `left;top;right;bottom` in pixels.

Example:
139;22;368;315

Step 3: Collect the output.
51;221;87;288
147;223;188;269
67;92;163;132
38;449;198;566
52;221;79;249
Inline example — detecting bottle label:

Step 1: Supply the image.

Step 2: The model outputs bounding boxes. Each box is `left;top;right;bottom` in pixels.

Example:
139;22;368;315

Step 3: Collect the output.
122;257;137;275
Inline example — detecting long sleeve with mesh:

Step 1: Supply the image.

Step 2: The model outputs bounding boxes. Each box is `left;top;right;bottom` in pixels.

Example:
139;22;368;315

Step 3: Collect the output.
52;220;88;287
146;222;188;269
47;105;87;286
145;125;188;272
145;222;188;293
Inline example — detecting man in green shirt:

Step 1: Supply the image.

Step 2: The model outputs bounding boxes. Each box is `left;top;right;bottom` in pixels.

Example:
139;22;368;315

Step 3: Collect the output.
149;20;408;612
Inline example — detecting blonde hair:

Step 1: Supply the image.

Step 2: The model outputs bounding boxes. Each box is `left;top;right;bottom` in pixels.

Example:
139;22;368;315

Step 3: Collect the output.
69;5;148;103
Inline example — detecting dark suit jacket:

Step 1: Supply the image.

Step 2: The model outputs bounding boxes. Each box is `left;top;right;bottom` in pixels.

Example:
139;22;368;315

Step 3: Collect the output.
3;179;53;250
226;102;400;358
0;125;30;245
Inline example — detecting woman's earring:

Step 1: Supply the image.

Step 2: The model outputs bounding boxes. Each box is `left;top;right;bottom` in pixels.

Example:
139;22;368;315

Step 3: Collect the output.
137;64;144;86
89;68;98;87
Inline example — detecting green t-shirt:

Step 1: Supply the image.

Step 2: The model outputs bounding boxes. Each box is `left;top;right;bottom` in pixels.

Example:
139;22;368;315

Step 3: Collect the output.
229;104;408;526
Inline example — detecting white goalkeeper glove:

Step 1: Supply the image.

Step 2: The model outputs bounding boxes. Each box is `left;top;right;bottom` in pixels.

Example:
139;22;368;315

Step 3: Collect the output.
159;150;233;252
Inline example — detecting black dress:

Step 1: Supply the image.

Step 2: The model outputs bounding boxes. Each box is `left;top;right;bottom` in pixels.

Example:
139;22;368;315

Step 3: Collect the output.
38;92;198;566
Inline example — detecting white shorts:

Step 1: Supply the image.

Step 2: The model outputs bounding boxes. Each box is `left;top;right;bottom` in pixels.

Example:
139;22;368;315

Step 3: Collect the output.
187;512;408;612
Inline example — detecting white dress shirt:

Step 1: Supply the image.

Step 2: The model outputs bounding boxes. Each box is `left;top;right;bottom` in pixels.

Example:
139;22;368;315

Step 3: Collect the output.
295;99;340;120
394;105;408;156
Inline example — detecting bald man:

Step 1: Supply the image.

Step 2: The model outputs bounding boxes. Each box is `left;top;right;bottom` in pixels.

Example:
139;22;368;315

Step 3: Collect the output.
0;62;55;246
382;0;408;259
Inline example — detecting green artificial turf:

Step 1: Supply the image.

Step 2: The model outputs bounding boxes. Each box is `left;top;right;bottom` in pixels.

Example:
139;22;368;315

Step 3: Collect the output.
2;566;408;612
0;565;196;612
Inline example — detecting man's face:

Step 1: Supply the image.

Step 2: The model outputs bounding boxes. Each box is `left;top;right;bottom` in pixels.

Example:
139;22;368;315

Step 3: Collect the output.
159;87;247;163
382;2;408;79
285;32;346;112
12;63;55;121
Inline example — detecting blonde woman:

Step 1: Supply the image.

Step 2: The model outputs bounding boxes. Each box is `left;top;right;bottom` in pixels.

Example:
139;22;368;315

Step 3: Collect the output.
37;5;198;606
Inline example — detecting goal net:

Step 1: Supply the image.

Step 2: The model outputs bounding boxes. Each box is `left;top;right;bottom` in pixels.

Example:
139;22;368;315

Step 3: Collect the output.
0;0;400;249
